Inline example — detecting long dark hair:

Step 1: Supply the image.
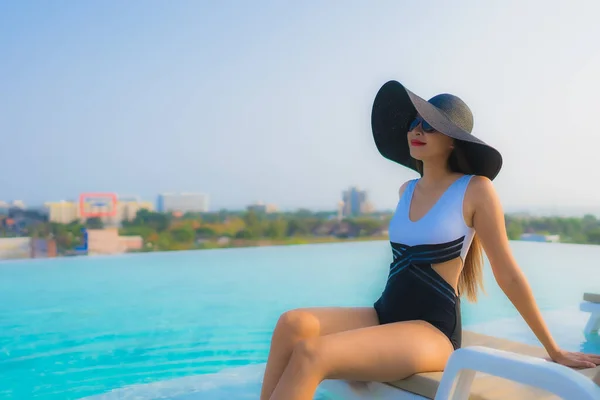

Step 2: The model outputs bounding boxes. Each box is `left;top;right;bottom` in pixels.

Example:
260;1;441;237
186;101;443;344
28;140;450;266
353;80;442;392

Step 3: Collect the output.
414;141;485;302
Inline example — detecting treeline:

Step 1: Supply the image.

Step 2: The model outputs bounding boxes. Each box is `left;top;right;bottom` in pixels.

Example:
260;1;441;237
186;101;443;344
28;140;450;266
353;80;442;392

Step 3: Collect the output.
505;214;600;244
5;208;600;253
118;209;391;251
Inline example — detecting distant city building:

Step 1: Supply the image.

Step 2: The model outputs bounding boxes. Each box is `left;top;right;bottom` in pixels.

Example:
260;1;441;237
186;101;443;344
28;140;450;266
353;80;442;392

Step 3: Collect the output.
341;187;373;217
31;239;58;258
85;227;143;255
45;200;80;224
10;200;26;209
45;196;153;225
247;201;278;214
157;193;209;213
0;200;26;212
0;237;57;260
0;238;30;259
105;199;154;226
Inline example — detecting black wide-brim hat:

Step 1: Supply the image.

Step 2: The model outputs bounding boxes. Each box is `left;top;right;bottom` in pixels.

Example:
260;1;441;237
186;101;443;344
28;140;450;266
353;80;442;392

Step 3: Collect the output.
371;80;503;180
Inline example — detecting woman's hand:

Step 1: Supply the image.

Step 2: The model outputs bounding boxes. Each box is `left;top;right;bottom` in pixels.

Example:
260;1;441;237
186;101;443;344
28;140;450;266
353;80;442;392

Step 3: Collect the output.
550;348;600;369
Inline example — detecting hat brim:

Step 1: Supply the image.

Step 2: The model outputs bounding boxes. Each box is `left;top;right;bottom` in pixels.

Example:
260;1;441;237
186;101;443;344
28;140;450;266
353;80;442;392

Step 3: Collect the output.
371;80;503;181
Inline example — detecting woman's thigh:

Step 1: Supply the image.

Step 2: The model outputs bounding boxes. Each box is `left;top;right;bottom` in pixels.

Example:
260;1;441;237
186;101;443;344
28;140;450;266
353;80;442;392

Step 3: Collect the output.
305;319;455;382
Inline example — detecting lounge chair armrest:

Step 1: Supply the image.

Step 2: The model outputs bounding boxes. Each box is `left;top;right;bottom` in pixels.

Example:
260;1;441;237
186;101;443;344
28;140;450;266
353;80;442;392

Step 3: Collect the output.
581;301;600;312
580;301;600;334
435;346;599;400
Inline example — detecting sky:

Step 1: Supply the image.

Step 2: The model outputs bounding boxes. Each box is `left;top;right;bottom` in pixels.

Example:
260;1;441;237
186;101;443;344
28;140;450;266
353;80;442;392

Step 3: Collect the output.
2;0;600;213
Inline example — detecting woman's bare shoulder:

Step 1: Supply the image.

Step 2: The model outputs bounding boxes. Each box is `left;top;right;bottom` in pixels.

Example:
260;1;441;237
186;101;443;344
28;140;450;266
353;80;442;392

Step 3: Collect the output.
464;175;499;226
466;175;496;200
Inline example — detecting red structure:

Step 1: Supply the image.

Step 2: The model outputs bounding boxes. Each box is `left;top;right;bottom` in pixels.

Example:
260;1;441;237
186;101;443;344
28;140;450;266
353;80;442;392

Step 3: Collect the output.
79;193;118;218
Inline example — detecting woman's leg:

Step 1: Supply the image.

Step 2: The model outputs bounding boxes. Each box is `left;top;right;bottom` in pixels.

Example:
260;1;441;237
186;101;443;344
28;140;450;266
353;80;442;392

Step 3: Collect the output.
259;307;379;400
269;320;455;400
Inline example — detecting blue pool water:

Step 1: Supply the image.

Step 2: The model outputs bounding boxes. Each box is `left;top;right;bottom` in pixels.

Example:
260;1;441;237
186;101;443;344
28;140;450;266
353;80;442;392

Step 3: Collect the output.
0;240;598;399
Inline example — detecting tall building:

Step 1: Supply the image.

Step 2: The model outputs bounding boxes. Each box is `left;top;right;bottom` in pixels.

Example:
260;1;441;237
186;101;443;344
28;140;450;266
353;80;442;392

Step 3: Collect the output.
157;193;209;213
341;187;373;217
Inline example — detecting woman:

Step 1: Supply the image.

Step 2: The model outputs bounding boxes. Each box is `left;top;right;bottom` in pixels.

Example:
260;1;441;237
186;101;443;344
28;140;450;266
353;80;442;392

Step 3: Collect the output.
260;80;600;400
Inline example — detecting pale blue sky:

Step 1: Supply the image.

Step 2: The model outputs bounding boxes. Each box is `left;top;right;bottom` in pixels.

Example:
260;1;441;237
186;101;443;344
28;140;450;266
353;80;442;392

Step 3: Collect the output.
2;1;600;212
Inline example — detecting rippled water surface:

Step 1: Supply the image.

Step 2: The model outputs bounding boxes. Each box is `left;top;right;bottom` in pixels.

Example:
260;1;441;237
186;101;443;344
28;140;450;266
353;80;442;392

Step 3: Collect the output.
0;240;598;399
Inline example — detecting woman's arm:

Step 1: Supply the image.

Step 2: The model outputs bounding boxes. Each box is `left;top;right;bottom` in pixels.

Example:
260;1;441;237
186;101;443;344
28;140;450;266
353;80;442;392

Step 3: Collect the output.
468;176;599;368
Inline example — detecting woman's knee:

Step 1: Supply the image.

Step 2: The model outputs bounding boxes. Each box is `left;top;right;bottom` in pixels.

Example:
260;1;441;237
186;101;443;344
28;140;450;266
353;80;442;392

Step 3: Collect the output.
290;337;326;371
275;309;321;340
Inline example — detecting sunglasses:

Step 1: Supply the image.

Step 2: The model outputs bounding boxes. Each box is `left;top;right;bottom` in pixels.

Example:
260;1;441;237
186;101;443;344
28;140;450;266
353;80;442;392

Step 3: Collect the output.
408;116;436;133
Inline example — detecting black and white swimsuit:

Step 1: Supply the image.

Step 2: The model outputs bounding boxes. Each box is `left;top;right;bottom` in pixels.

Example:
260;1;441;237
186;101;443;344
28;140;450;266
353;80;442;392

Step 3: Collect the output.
373;175;475;350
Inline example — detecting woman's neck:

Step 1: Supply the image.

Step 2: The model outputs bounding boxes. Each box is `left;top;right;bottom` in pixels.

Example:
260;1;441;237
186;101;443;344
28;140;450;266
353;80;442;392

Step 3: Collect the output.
420;159;455;186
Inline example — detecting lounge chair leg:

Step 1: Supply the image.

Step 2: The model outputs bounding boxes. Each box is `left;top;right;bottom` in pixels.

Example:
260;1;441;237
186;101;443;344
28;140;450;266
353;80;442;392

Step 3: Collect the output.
449;369;476;400
583;311;600;335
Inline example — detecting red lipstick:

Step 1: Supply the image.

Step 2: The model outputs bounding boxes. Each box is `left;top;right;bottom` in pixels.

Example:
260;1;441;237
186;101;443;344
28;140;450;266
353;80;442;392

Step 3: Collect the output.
410;139;426;146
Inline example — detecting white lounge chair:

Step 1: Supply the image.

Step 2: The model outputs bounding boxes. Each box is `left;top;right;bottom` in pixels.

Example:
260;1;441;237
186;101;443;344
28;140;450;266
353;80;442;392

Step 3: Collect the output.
320;293;600;400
